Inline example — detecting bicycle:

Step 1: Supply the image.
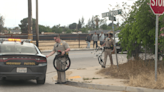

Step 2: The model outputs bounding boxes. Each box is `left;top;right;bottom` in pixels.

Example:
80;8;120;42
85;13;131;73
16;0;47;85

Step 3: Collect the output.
92;46;113;66
91;46;105;66
91;46;101;55
53;50;71;72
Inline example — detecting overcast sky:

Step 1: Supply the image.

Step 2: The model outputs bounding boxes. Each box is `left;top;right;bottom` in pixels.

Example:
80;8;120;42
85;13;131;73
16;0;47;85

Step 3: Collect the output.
0;0;137;28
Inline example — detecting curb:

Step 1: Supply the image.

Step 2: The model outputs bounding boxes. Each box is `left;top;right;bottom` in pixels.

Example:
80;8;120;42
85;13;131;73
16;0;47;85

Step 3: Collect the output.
65;81;164;92
41;48;95;53
65;81;125;91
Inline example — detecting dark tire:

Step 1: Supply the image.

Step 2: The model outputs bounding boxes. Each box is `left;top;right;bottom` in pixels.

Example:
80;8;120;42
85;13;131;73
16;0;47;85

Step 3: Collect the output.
53;56;71;72
98;56;104;66
37;76;45;84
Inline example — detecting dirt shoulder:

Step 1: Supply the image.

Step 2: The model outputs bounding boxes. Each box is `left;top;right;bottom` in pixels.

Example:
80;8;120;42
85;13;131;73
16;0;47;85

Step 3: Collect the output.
97;60;164;89
53;66;128;86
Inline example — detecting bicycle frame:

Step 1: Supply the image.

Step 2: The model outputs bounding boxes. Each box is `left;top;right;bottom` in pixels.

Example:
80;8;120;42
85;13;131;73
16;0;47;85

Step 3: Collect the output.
91;46;105;57
91;47;100;55
53;51;71;72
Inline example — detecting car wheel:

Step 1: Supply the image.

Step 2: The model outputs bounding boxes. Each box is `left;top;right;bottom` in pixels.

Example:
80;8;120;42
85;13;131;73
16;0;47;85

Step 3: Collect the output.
37;76;45;84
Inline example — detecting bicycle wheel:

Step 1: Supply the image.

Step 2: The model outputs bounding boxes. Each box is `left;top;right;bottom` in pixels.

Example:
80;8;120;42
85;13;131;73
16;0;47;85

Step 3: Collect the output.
53;56;71;72
98;56;104;66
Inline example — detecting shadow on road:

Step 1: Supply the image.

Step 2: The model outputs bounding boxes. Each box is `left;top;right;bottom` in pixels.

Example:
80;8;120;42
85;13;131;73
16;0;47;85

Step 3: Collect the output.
0;80;44;87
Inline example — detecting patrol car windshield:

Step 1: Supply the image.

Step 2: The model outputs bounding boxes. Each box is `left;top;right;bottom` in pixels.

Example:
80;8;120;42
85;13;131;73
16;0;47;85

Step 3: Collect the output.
0;44;37;54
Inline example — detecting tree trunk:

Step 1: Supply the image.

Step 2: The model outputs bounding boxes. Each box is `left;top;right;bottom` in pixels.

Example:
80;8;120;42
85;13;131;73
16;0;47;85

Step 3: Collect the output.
132;42;141;60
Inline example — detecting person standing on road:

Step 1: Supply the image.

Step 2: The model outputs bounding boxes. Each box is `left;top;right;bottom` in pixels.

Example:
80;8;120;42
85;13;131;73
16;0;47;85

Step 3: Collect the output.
99;31;105;46
92;32;98;48
101;33;115;68
46;35;70;84
85;34;92;48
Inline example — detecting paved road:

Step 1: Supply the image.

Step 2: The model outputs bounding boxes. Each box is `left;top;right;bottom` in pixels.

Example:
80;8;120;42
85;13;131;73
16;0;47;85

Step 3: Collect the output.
45;50;127;73
0;50;127;92
0;80;122;92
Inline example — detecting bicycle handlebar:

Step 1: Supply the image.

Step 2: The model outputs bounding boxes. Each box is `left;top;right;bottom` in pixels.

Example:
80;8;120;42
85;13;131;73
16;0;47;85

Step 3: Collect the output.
56;50;68;58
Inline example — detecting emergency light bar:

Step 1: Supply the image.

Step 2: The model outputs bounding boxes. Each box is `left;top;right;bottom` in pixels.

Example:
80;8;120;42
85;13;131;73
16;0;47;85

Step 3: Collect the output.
0;38;32;43
8;38;21;42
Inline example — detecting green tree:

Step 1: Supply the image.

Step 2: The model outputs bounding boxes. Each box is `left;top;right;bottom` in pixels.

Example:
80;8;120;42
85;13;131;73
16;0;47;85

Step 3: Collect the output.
89;15;107;30
80;28;88;33
0;16;4;33
65;28;72;33
91;16;95;30
19;17;36;34
57;28;63;33
78;19;81;30
97;23;117;31
100;24;108;30
81;17;85;27
0;25;3;33
69;23;77;30
86;18;92;29
51;25;57;32
118;0;156;60
158;11;164;59
39;25;52;33
51;25;63;33
13;27;20;30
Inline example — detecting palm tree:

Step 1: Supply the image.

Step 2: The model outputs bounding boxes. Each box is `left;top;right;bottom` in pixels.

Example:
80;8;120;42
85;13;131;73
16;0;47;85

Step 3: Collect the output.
94;15;99;30
93;15;107;30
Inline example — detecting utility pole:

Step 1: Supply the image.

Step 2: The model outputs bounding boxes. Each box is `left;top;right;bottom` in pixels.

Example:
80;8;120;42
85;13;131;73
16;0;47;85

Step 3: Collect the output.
112;17;119;68
36;0;39;47
28;0;33;41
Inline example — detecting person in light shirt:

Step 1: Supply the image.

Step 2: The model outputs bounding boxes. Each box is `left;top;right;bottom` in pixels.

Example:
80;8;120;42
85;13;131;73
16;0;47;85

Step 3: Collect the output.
99;31;105;46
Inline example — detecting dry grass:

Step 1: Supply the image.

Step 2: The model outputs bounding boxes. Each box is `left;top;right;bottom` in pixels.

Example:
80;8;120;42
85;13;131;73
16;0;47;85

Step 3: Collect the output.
83;78;90;80
98;59;164;89
129;71;164;89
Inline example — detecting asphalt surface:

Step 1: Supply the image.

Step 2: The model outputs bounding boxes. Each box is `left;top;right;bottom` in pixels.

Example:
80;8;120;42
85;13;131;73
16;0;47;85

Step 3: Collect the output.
45;50;127;73
0;50;127;92
0;80;122;92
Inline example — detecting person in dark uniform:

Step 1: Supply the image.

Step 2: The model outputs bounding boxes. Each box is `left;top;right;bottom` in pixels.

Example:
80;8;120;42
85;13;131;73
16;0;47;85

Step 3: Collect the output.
101;33;115;68
46;35;70;84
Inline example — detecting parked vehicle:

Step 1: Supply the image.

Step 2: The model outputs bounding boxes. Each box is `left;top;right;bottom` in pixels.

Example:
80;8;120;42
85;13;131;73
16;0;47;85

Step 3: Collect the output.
0;38;47;84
